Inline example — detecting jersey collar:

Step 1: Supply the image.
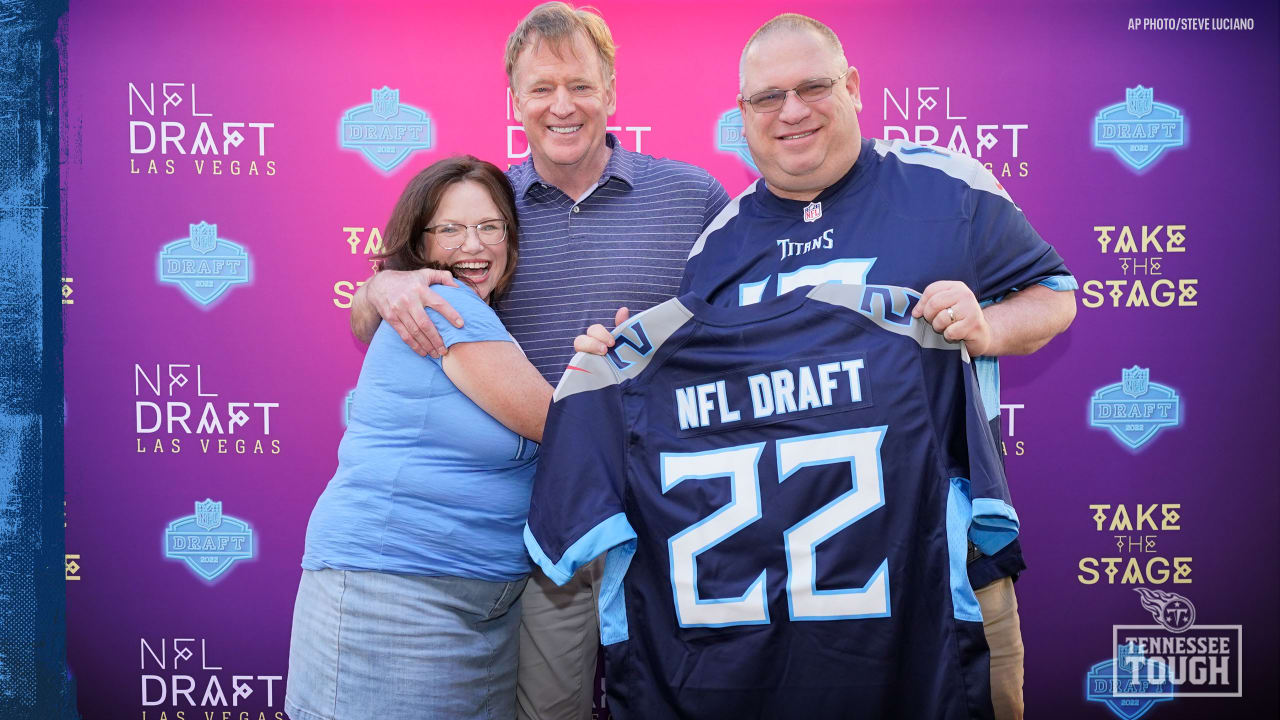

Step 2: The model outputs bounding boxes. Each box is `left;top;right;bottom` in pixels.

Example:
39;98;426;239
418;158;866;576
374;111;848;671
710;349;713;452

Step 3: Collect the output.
752;137;878;218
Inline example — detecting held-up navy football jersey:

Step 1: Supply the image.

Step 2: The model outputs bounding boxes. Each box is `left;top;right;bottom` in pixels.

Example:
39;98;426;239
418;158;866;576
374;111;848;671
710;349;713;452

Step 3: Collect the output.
524;284;1018;720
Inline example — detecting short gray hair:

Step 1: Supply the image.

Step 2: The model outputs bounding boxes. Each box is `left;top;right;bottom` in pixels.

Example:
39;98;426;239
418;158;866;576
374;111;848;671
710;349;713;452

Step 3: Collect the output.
739;13;847;92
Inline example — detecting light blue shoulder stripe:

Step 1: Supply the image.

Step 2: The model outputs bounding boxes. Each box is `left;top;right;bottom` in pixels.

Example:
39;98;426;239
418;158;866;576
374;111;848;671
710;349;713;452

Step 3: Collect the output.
688;181;756;259
523;513;637;586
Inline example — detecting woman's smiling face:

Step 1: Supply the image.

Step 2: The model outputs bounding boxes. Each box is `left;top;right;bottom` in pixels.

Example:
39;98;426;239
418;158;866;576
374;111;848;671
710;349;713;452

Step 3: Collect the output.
424;180;510;302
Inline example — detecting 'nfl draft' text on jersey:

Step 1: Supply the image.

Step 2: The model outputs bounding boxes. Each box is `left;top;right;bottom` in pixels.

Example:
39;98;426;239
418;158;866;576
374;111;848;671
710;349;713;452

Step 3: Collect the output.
525;284;1018;719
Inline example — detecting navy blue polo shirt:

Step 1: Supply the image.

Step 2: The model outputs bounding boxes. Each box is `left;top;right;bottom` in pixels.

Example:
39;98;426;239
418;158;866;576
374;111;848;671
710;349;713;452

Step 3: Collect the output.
500;134;730;385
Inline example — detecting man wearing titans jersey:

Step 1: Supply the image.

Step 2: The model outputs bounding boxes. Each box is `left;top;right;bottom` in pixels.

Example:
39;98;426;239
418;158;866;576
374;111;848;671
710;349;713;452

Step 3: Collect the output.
580;14;1075;720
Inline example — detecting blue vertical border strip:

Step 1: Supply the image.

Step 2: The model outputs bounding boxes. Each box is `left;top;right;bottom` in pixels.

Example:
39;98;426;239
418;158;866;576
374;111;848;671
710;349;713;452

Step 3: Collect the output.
0;0;78;717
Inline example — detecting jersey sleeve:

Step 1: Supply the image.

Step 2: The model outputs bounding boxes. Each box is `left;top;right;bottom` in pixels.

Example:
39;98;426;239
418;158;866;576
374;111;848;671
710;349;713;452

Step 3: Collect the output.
967;169;1077;300
921;345;1019;555
524;350;637;586
425;284;512;348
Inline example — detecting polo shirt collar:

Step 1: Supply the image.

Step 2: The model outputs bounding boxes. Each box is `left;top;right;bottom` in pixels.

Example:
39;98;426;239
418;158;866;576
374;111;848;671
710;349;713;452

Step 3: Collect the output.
512;133;636;199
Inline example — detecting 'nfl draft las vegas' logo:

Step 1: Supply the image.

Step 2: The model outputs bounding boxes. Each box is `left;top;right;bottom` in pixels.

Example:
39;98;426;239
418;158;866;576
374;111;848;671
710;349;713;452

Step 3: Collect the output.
164;499;254;582
340;87;434;172
1093;86;1186;171
1089;366;1181;450
716;109;758;171
157;222;251;307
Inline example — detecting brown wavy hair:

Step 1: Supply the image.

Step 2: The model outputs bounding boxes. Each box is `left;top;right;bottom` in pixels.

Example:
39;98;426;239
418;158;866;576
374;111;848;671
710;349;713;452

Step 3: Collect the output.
376;155;520;303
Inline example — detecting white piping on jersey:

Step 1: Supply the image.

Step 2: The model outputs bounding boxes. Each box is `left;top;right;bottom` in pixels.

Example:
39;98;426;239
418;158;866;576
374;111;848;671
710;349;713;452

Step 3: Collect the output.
873;138;1016;205
687;182;757;260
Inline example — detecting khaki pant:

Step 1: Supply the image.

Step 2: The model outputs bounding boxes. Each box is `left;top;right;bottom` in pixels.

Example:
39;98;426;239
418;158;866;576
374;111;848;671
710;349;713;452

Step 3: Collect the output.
976;576;1025;720
516;558;604;720
517;560;1025;720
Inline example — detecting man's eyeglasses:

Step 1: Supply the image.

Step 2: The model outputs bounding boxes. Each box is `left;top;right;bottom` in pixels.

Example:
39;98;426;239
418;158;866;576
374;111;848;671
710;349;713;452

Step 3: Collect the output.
424;220;508;251
742;71;849;113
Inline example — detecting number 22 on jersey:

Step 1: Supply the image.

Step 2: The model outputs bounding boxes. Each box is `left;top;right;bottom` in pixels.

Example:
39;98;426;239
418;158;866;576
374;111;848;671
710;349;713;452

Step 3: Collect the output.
660;425;890;628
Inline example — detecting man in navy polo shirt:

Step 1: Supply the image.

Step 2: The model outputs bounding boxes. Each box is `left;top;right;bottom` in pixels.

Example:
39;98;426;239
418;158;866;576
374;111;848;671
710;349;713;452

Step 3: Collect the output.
349;4;729;719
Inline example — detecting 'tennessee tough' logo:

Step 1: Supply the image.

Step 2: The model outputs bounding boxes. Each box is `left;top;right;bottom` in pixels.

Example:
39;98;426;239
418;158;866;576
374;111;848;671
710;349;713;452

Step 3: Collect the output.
340;87;434;172
1093;86;1186;171
164;499;254;582
157;222;251;307
1111;589;1243;699
1089;366;1181;450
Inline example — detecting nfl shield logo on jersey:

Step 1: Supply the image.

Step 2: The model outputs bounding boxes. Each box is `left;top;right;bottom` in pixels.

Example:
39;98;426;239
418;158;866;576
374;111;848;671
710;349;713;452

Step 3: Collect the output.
803;201;822;223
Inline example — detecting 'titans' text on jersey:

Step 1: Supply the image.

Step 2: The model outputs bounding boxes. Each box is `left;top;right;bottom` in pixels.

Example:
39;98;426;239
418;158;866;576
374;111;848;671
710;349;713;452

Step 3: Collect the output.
525;284;1017;719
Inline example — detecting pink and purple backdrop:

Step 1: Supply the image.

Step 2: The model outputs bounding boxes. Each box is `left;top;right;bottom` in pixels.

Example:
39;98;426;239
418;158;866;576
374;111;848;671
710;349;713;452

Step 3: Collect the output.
62;1;1279;718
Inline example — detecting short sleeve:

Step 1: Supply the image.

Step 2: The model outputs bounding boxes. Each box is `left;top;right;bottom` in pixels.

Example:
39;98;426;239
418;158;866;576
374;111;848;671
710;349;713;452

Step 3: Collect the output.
968;170;1077;300
426;284;512;348
524;350;636;586
922;346;1019;556
702;174;731;230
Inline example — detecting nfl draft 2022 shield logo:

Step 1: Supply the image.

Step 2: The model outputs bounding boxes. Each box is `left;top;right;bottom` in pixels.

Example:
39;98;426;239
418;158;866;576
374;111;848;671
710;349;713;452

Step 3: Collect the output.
1089;366;1181;450
340;87;434;172
716;109;758;171
164;499;254;582
1085;644;1173;719
1093;86;1186;171
157;222;251;307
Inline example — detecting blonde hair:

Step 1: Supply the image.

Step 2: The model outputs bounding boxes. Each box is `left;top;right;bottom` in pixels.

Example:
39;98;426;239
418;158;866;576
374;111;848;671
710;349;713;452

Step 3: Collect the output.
740;13;847;92
505;2;617;87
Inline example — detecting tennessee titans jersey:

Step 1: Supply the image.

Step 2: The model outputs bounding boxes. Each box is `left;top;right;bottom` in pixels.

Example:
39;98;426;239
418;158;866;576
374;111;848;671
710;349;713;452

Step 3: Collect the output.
524;284;1016;719
681;138;1074;587
680;137;1074;307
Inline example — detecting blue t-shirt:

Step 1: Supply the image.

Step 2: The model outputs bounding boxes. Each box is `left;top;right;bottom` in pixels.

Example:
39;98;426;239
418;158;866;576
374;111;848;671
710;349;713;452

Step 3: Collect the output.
525;284;1012;719
303;284;540;582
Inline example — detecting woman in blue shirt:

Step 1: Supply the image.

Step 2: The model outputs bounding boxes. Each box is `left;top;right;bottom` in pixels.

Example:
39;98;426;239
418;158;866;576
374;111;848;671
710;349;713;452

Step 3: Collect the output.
285;156;553;720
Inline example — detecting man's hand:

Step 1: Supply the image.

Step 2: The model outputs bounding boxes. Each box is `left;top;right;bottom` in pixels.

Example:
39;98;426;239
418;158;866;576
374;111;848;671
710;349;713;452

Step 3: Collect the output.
573;307;630;356
913;280;993;356
914;280;1076;357
352;269;462;357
